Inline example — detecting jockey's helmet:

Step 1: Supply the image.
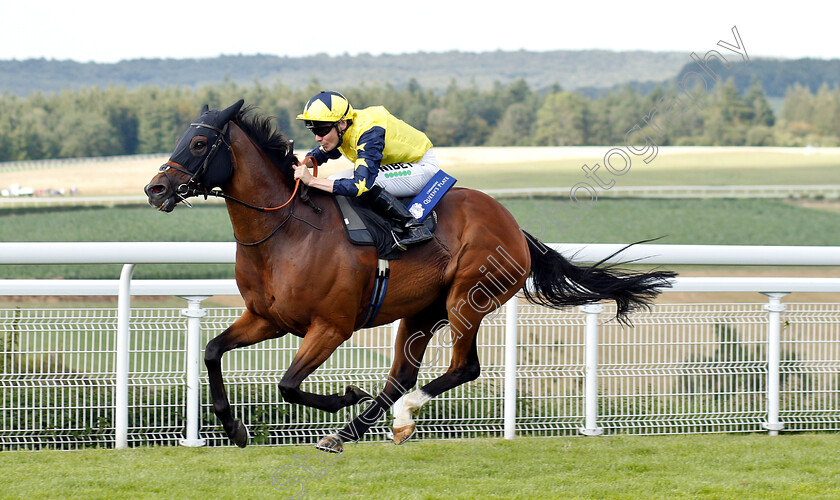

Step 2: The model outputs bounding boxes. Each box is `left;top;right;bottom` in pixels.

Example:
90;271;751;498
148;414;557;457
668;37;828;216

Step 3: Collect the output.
296;91;354;130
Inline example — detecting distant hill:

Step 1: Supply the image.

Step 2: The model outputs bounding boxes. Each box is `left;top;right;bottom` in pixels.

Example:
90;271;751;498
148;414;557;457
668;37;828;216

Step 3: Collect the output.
674;57;840;97
3;51;839;100
577;57;840;100
0;50;689;96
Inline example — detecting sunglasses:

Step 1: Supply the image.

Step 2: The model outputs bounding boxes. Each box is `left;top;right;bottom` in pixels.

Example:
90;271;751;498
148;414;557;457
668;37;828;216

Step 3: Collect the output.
309;124;333;137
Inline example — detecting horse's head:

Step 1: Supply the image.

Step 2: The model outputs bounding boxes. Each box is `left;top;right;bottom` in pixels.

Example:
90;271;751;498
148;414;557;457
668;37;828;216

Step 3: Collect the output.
144;99;244;212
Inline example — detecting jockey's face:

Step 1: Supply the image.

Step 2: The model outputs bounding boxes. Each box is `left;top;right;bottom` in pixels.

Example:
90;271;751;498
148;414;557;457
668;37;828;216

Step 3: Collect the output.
314;121;346;152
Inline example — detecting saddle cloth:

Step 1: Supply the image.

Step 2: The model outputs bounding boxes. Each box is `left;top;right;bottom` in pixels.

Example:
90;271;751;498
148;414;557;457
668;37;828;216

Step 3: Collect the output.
333;196;438;261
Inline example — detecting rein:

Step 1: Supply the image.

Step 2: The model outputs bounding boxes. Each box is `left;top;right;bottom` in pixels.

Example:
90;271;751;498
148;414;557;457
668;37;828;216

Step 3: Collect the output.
165;185;321;246
200;180;302;213
204;165;320;213
229;195;322;246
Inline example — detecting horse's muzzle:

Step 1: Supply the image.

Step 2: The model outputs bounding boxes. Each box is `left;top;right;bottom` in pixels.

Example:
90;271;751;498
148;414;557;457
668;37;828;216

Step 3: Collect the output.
144;179;177;212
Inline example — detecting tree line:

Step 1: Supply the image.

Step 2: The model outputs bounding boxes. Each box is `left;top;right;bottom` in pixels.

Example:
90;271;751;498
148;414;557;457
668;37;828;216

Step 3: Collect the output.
1;77;839;162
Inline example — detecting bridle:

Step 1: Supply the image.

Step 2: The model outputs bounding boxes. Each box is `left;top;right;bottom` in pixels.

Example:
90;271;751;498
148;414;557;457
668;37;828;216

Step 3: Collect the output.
158;121;231;207
157;118;322;245
158;120;310;214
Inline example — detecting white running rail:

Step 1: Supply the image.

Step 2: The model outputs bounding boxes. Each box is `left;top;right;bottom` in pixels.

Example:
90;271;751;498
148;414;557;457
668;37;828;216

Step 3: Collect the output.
1;242;838;449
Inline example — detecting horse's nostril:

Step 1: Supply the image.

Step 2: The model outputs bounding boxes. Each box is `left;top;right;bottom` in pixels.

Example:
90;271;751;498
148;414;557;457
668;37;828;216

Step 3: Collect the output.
150;185;165;195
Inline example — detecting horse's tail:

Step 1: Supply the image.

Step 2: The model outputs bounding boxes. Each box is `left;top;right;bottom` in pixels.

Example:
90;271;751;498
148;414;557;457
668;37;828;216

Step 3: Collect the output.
521;230;677;324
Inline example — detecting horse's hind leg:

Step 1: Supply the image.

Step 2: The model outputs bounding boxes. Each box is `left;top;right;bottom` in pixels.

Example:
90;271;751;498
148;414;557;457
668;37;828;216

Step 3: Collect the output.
394;323;482;443
204;310;282;448
319;314;439;452
391;228;530;439
392;277;510;441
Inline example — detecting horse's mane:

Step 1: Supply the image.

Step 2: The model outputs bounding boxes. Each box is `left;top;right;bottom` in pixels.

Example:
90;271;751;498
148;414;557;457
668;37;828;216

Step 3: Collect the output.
233;106;296;177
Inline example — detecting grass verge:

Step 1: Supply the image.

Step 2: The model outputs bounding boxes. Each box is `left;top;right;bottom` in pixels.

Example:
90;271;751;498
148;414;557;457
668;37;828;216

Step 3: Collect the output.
0;434;838;499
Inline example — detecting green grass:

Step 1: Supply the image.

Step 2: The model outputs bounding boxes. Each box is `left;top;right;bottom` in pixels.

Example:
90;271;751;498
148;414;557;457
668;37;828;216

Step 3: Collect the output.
0;204;232;242
453;150;840;190
1;198;838;279
0;434;837;499
508;198;840;245
0;205;234;279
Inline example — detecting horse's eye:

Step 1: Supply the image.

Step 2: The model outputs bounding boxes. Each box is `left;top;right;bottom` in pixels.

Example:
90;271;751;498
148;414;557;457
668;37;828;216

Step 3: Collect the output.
190;136;209;156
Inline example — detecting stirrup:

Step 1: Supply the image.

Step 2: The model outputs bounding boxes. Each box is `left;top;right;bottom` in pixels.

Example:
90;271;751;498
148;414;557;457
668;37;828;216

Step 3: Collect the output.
392;226;432;252
390;232;408;252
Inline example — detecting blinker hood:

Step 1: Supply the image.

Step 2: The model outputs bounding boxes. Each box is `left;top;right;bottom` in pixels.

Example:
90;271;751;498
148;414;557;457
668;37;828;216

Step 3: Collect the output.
168;99;244;190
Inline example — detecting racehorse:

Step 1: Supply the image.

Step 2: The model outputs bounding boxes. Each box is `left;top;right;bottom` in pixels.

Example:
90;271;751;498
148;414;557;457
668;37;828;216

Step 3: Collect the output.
144;100;676;453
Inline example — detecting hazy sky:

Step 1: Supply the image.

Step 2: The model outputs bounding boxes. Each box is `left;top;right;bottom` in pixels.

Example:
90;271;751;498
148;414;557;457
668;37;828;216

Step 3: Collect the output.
0;0;833;63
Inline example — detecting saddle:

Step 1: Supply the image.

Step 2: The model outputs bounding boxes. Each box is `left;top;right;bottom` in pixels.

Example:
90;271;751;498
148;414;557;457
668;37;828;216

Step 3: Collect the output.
333;196;438;260
333;170;456;260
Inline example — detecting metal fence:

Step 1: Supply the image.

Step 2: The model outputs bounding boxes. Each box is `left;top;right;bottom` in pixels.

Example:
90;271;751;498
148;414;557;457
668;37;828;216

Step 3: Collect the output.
1;243;839;450
2;300;839;450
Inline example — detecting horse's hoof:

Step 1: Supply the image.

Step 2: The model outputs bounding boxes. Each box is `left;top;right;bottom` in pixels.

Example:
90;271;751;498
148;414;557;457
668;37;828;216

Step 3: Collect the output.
392;424;416;445
346;384;373;405
315;434;344;454
230;419;249;448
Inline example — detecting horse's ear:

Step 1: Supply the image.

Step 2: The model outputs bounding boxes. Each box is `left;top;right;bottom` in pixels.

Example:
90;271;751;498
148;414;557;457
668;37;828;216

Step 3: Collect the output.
201;104;209;114
220;99;245;123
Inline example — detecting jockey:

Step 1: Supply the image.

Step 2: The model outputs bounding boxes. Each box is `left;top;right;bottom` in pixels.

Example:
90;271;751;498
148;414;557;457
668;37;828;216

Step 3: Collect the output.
293;90;439;251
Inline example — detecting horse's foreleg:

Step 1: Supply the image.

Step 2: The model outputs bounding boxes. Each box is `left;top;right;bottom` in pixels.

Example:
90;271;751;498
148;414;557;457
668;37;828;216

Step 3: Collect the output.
204;311;281;448
278;321;369;413
319;316;437;452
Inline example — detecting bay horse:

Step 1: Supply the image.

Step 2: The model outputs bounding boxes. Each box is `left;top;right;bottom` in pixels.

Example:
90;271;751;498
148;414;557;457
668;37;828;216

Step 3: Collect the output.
144;100;675;453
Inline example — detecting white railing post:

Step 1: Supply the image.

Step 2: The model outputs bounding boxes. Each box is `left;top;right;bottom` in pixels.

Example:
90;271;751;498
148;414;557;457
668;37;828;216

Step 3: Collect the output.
762;292;788;436
580;303;604;436
179;295;210;447
504;294;519;439
115;263;135;449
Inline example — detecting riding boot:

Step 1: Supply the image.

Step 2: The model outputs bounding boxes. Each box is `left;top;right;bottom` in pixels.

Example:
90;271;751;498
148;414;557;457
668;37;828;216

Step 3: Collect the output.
368;187;433;251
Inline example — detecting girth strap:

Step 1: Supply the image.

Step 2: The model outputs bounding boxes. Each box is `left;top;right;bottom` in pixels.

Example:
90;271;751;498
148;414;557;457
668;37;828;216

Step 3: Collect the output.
359;259;390;330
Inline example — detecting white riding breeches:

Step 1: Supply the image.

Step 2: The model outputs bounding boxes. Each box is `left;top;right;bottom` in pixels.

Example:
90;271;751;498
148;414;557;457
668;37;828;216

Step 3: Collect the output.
327;148;440;198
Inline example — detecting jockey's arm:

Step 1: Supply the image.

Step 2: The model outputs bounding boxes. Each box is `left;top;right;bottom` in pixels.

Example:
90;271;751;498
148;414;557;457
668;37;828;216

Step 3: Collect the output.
295;127;385;197
294;150;336;193
294;162;335;192
330;127;385;198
